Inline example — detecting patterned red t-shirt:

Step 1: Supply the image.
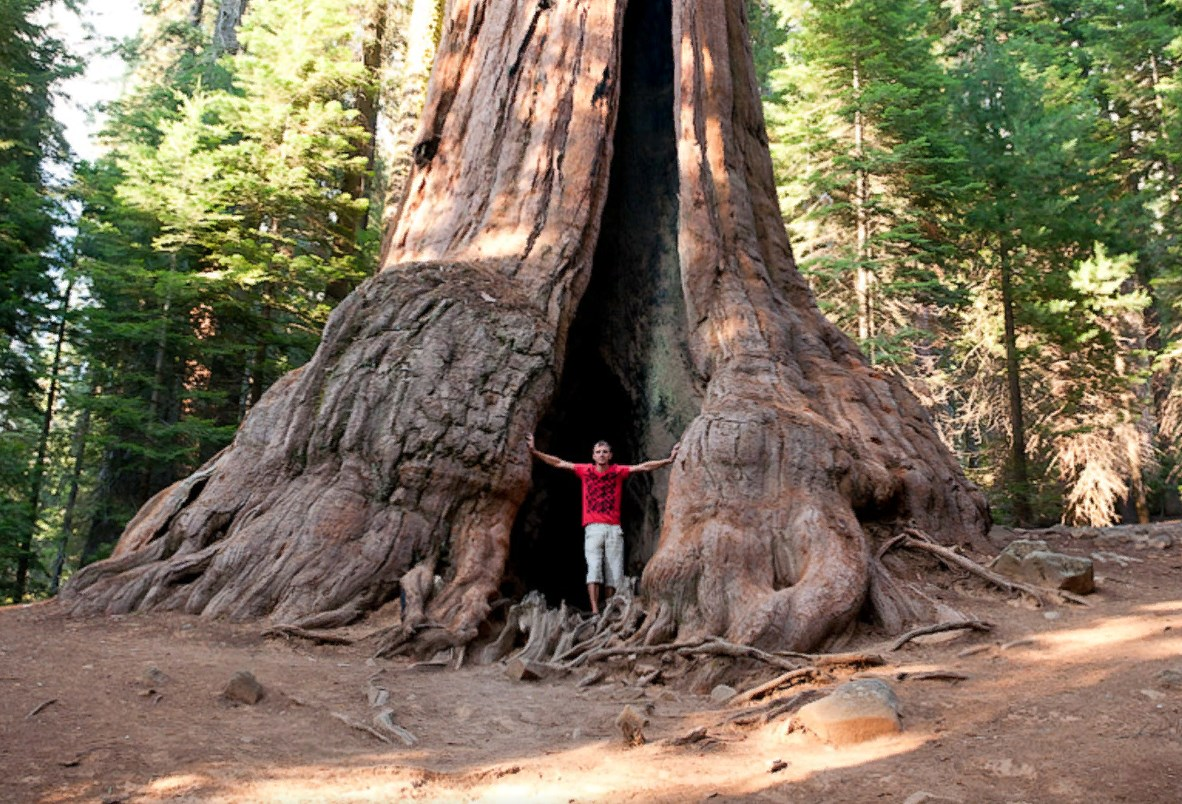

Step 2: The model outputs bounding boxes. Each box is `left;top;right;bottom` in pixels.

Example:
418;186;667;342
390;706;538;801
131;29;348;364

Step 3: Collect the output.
573;464;632;526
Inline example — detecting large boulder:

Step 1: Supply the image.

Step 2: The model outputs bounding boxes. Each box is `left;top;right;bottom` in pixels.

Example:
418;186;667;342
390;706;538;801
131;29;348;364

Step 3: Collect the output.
990;539;1095;594
795;678;901;746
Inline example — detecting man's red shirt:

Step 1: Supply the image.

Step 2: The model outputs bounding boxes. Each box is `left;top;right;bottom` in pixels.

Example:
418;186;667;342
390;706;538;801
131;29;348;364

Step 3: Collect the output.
573;463;631;526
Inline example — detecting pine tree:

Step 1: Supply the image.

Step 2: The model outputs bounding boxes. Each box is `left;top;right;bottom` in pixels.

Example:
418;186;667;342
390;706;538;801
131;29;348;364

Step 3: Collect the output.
764;0;968;366
1074;0;1182;517
945;0;1136;525
0;0;79;600
71;0;377;562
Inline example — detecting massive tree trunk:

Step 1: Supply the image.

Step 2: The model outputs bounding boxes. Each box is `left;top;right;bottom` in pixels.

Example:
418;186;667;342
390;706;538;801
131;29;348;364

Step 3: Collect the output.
62;0;989;653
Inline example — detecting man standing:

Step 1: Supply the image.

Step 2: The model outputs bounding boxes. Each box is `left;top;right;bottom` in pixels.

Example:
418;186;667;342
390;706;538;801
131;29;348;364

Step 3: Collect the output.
527;435;679;614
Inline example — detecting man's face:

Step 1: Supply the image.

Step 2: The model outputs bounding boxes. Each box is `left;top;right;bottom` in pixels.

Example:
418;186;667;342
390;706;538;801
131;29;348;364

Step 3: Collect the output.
592;444;612;466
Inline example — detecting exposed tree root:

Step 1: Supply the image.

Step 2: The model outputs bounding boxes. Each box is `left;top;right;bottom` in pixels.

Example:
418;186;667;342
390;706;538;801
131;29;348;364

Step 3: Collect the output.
262;625;355;645
888;620;993;652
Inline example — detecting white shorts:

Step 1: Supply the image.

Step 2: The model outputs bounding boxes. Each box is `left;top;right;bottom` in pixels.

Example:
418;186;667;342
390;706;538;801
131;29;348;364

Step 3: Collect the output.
584;523;624;588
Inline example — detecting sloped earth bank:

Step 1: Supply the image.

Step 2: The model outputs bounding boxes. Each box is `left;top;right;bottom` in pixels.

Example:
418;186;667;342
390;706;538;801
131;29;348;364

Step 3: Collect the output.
5;523;1182;803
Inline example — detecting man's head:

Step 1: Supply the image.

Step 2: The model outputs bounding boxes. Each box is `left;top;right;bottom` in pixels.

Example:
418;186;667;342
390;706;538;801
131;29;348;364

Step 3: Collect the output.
592;440;613;466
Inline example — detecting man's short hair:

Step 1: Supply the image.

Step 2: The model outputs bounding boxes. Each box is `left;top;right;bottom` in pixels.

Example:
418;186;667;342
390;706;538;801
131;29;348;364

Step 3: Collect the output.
594;440;612;451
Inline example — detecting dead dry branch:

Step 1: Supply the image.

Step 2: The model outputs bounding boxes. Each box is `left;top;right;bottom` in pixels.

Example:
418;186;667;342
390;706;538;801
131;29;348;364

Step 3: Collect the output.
262;625;355;645
896;529;1089;606
720;689;824;727
888;620;994;652
729;668;823;706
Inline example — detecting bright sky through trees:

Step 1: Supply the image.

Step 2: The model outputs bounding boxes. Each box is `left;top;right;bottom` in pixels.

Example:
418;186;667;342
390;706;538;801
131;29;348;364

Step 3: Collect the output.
45;0;142;160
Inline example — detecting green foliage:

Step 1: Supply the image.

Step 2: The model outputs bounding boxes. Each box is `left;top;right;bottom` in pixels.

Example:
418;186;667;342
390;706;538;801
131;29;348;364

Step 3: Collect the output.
0;0;80;601
764;0;970;362
68;0;376;561
753;0;1182;524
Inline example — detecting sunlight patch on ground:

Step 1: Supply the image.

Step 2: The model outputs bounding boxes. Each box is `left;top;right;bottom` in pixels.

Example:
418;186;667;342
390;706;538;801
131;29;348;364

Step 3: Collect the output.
125;729;936;803
1135;599;1182;614
144;773;209;795
1014;613;1182;663
726;727;934;797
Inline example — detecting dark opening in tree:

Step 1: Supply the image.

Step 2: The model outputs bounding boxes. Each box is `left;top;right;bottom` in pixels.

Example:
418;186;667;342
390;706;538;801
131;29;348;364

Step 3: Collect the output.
508;0;690;608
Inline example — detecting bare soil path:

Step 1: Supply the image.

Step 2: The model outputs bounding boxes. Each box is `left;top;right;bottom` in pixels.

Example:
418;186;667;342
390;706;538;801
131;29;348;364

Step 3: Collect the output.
4;524;1182;803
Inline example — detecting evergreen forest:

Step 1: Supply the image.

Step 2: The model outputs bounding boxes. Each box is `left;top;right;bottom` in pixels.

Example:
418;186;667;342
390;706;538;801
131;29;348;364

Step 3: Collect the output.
3;0;1182;605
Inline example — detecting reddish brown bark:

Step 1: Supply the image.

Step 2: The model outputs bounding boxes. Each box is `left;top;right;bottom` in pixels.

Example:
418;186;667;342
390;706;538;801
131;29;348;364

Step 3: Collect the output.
62;0;988;653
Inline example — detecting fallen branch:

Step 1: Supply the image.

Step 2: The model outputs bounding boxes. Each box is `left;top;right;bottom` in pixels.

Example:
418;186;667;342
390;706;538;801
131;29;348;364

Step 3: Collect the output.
676;639;804;671
730;667;823;706
26;698;58;719
895;670;970;682
331;711;393;744
897;531;1089;606
373;709;419;746
262;625;354;645
812;652;885;669
407;659;449;671
888;620;994;652
720;689;823;727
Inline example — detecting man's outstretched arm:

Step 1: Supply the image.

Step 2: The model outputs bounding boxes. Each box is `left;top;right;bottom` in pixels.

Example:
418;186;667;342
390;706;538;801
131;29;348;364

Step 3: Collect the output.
626;442;680;473
527;434;575;470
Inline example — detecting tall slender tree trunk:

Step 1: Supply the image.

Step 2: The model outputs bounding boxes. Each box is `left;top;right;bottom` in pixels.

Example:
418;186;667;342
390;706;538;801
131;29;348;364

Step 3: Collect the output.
50;388;93;595
337;0;386;259
15;279;73;599
999;241;1032;525
852;58;873;357
248;301;271;407
377;0;444;241
63;0;988;652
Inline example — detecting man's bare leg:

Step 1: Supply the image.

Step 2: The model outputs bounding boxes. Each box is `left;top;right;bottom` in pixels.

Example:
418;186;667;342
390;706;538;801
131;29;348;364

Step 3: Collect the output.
587;582;601;614
605;586;615;602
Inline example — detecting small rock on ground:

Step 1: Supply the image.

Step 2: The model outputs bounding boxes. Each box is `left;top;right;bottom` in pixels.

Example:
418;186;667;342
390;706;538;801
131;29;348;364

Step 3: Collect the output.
710;684;736;704
991;539;1095;594
222;670;264;704
616;704;647;747
1156;668;1182;690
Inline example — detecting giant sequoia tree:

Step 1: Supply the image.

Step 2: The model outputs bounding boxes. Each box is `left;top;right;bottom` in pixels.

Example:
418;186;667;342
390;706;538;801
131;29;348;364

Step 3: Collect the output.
62;0;989;653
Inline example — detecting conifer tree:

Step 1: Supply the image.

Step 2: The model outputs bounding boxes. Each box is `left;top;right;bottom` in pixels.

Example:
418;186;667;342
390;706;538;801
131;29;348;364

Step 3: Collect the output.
72;0;375;561
764;0;968;366
0;0;78;600
1074;0;1182;516
945;1;1135;525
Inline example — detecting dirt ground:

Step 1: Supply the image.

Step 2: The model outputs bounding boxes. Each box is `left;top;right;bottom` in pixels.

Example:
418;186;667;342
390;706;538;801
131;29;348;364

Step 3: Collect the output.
4;524;1182;803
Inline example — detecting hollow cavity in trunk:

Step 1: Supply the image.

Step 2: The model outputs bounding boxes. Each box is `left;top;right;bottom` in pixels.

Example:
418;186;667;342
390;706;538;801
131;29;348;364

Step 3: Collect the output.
506;0;697;609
